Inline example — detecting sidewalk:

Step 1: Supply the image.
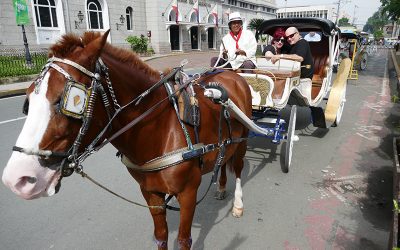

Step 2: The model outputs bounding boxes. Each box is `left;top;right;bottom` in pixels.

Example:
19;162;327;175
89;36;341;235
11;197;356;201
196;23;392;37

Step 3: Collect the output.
0;52;204;98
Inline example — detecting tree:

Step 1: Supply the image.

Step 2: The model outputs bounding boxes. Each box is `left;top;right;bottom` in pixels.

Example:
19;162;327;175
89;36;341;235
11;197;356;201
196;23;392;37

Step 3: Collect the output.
381;0;400;20
248;18;264;31
363;9;389;34
338;17;351;26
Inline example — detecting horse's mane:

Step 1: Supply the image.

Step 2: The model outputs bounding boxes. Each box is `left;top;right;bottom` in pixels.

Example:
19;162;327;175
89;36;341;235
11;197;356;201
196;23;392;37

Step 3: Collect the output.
49;31;160;79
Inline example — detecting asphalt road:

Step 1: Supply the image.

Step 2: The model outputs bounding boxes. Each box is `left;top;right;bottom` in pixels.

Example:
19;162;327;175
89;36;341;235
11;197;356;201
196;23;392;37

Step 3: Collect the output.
0;49;397;249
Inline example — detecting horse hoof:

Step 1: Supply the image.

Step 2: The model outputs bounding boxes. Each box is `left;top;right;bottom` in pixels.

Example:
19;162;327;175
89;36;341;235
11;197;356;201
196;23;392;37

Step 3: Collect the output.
232;207;243;218
214;190;226;200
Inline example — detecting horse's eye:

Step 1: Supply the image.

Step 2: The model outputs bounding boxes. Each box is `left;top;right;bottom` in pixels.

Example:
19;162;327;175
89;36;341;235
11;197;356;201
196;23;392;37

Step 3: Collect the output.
22;98;29;115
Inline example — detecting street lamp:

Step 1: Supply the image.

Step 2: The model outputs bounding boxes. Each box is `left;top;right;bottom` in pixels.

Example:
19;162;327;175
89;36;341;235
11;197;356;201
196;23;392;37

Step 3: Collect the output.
116;15;125;30
75;11;84;29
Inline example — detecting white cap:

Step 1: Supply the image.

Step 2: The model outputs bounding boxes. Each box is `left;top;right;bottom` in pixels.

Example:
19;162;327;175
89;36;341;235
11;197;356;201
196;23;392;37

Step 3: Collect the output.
228;12;242;24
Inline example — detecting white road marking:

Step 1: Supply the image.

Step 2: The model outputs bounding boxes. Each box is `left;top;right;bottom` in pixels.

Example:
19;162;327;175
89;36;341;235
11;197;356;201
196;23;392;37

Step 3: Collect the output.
381;56;388;97
0;95;26;101
0;116;26;125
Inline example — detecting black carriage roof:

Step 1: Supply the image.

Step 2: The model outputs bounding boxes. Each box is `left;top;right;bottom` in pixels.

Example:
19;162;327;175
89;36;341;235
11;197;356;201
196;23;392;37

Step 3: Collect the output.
256;17;339;40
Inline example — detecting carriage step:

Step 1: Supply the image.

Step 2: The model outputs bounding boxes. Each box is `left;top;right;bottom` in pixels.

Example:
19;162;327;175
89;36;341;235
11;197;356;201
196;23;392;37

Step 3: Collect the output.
255;117;286;124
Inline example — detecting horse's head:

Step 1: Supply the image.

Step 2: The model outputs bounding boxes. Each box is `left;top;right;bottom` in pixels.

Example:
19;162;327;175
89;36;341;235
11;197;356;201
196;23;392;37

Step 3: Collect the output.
2;30;110;200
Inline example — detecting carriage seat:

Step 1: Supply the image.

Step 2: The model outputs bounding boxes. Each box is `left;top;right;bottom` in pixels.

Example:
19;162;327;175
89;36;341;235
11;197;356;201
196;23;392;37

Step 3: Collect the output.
311;54;329;85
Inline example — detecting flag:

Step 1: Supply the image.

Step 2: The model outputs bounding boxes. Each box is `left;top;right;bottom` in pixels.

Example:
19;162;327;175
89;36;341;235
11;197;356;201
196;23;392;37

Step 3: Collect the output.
211;5;218;27
193;0;199;23
171;0;179;24
13;0;30;25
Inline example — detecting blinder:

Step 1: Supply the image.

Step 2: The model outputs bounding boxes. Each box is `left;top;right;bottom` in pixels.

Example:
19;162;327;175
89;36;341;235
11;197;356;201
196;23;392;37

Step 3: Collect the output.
59;80;91;119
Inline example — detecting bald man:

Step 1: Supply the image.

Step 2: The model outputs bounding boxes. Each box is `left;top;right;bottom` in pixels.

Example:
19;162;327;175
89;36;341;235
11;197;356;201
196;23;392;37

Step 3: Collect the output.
270;27;314;79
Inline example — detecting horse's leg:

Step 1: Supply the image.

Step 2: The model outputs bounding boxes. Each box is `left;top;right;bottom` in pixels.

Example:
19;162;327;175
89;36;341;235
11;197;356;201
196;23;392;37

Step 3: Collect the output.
231;142;247;218
141;189;168;250
214;164;227;200
176;167;201;250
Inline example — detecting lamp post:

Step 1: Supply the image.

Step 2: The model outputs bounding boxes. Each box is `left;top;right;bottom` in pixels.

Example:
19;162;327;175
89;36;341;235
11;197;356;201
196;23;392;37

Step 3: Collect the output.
20;24;32;66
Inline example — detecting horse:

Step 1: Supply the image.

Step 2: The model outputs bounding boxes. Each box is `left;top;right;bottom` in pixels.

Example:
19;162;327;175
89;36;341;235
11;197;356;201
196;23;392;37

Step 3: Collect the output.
2;30;252;249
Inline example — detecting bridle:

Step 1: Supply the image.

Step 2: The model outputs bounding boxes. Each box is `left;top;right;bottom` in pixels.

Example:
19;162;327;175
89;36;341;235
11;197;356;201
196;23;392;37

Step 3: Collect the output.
13;56;120;177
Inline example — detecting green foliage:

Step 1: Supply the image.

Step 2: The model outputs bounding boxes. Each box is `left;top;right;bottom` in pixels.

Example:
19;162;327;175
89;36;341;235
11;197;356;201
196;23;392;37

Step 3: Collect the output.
0;53;48;78
126;35;148;53
364;9;389;34
248;18;264;31
374;30;384;39
381;0;400;20
338;17;351;26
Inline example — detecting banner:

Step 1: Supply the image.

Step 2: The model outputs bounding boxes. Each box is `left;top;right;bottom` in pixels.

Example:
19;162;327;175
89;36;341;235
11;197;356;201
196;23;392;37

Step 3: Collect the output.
13;0;30;25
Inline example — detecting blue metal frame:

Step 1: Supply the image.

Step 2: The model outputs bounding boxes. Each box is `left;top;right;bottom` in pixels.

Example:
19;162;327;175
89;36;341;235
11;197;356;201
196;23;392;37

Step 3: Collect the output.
249;109;288;144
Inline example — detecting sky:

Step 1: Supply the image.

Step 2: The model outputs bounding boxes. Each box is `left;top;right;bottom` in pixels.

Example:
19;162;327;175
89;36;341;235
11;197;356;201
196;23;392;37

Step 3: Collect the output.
275;0;382;27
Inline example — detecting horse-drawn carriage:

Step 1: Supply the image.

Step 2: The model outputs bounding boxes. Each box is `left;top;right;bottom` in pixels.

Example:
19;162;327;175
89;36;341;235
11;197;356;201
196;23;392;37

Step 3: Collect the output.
214;18;351;172
1;18;351;250
335;29;368;80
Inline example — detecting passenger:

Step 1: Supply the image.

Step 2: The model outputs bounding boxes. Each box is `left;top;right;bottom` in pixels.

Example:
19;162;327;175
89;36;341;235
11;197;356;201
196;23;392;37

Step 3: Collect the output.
270;27;314;79
304;31;321;42
339;37;350;58
210;12;257;73
263;27;290;58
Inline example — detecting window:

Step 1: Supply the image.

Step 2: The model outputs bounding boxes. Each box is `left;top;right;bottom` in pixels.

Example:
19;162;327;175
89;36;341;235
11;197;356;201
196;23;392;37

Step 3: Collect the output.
87;0;103;29
240;2;248;8
33;0;58;27
228;0;237;6
126;7;133;30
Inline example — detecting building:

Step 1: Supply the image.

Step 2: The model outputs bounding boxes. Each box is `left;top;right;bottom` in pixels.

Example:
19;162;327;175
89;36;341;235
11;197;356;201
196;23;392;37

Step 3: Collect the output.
0;0;277;54
276;5;336;22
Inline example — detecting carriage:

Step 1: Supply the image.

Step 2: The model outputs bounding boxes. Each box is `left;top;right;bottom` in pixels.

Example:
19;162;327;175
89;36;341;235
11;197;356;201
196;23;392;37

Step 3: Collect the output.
212;18;351;172
335;29;368;80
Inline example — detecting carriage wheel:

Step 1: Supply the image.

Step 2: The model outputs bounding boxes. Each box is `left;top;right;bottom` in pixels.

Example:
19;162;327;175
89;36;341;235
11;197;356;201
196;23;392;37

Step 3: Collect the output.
332;87;346;127
359;53;368;70
282;105;297;173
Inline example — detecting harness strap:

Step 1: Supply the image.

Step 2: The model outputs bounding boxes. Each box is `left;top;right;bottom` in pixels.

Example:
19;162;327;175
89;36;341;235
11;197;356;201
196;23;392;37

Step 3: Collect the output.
121;143;217;171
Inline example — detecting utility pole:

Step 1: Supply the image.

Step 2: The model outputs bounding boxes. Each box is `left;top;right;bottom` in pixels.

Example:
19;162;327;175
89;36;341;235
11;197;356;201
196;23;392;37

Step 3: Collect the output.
352;4;358;26
334;0;350;25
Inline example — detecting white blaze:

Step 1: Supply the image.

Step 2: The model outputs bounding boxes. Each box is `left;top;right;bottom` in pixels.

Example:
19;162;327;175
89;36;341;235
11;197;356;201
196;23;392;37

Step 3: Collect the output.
2;72;61;199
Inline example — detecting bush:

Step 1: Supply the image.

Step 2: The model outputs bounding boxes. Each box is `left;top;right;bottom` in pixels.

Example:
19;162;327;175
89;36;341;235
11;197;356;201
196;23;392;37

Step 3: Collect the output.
126;35;148;53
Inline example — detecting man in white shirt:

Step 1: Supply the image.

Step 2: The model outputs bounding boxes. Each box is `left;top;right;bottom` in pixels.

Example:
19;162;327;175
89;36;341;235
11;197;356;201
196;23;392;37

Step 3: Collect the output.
210;12;257;73
304;31;321;42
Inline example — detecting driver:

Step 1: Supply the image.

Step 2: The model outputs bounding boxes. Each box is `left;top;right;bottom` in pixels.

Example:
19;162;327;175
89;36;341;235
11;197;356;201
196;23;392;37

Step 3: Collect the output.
210;12;257;73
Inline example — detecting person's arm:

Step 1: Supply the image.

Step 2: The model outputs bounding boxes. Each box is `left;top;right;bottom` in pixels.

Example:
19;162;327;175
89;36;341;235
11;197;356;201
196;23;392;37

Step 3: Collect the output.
270;53;303;64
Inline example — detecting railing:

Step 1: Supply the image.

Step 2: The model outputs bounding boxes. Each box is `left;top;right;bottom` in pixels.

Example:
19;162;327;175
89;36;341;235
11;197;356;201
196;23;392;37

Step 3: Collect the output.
0;51;48;78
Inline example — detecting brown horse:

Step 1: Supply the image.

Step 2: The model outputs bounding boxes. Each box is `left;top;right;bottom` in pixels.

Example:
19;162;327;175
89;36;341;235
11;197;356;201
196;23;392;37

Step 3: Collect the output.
2;31;251;249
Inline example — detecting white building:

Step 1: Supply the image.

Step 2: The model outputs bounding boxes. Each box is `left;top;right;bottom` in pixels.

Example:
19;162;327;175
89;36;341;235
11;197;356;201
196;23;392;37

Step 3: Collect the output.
0;0;277;54
276;5;336;22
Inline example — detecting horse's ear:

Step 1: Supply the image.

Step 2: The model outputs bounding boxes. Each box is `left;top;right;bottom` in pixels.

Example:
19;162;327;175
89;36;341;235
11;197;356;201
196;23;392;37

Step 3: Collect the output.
83;29;110;62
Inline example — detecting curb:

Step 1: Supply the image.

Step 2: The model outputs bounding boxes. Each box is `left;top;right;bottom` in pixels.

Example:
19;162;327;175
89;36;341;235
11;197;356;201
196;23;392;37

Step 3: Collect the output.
0;88;27;98
390;49;400;94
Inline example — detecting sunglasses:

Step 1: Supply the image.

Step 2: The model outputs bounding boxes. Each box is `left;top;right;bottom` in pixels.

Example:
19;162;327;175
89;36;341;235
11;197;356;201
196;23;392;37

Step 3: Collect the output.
275;38;285;43
286;32;298;39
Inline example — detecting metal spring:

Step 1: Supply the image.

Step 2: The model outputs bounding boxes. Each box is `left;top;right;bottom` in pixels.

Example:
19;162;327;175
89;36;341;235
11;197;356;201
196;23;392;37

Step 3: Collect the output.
104;70;120;110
